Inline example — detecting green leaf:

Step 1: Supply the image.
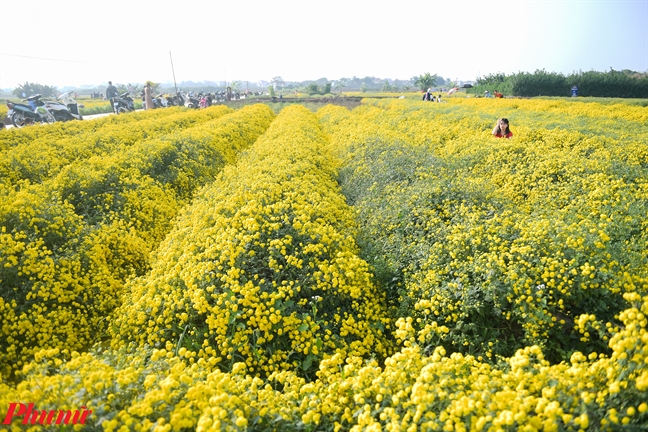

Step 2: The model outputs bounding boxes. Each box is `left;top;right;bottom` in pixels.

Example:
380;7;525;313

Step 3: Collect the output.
302;354;316;371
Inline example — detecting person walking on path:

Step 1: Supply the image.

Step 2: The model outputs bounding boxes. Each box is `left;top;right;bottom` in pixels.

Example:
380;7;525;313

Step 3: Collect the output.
144;83;154;110
106;81;118;112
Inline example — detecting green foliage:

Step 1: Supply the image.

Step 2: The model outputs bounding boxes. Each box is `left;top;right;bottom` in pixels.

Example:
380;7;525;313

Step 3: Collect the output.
469;69;648;98
414;72;439;91
511;70;569;96
12;81;58;98
271;76;285;89
567;69;648;98
306;81;332;95
116;83;140;95
381;80;397;92
334;78;347;93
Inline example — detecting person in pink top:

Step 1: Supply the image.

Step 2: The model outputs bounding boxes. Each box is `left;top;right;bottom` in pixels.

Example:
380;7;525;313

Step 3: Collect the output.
492;118;513;138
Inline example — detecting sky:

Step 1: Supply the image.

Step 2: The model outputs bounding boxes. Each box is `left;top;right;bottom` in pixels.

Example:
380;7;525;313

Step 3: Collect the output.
0;0;647;89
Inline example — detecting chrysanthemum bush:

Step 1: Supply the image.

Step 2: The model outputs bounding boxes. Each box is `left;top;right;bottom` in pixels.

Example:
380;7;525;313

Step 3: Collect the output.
0;98;647;431
1;293;646;431
0;104;274;377
318;99;648;362
0;105;232;187
111;104;393;378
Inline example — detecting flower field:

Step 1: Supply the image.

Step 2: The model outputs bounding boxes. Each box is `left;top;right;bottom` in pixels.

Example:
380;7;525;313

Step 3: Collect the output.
0;99;647;431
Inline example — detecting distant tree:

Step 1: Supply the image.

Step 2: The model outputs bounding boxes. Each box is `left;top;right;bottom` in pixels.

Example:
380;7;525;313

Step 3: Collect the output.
306;83;319;95
271;76;285;89
334;78;347;93
230;80;241;92
116;83;141;95
414;73;438;91
381;80;397;92
12;82;57;98
268;85;276;97
360;83;367;93
476;73;507;86
323;82;332;94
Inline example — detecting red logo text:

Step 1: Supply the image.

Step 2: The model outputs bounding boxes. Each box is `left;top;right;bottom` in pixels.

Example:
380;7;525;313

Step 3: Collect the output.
3;403;92;426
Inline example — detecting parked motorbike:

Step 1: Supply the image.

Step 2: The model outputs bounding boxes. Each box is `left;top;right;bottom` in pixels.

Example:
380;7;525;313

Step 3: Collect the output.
55;92;83;121
184;92;200;109
113;92;135;114
41;97;79;122
6;94;56;128
168;92;185;106
154;93;168;108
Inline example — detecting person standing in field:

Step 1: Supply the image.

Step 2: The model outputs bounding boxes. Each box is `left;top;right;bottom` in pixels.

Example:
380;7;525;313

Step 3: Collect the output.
144;83;154;110
492;118;513;138
106;81;118;112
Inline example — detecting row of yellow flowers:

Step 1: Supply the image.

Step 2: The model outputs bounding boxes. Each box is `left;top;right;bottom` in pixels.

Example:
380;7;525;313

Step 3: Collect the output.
318;98;648;364
0;98;646;431
0;106;196;152
0;106;232;187
1;293;645;431
111;104;392;377
0;104;275;377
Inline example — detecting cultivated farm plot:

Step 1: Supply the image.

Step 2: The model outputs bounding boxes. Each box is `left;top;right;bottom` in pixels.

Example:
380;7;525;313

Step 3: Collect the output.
1;99;647;431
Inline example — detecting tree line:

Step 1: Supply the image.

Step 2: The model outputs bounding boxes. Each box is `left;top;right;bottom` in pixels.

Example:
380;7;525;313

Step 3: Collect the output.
466;69;648;98
9;69;648;100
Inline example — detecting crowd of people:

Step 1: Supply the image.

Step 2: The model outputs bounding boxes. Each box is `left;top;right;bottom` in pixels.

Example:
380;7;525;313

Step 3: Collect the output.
481;90;504;98
422;88;445;102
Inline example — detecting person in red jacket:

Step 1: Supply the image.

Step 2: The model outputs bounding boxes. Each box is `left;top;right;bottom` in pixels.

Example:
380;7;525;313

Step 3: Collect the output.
492;118;513;138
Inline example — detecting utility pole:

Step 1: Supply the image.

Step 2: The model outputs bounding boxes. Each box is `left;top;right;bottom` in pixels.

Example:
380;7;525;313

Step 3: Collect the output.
170;51;178;96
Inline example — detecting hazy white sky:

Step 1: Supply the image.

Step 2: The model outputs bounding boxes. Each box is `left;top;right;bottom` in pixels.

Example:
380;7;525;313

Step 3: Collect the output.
1;0;647;89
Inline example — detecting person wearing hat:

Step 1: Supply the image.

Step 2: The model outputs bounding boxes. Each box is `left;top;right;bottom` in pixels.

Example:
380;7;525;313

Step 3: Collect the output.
106;81;118;112
422;88;433;101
